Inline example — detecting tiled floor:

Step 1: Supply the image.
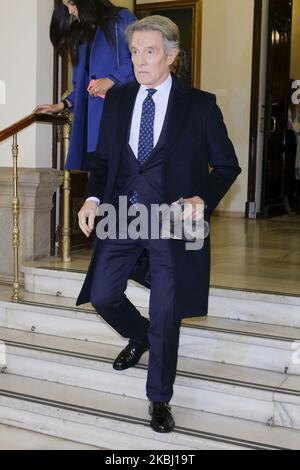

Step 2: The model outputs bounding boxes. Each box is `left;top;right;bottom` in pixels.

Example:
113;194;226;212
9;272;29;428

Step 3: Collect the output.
210;214;300;295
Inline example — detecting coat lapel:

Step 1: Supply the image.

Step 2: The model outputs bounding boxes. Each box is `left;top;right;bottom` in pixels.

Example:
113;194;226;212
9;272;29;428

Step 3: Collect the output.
163;76;192;155
113;76;192;161
116;81;140;150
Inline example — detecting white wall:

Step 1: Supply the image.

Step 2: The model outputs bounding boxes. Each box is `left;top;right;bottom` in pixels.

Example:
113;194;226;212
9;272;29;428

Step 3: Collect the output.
138;0;255;214
0;0;53;168
36;0;55;167
200;0;254;214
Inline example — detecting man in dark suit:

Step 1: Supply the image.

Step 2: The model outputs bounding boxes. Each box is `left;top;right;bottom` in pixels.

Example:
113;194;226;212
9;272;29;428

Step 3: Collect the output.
77;15;241;433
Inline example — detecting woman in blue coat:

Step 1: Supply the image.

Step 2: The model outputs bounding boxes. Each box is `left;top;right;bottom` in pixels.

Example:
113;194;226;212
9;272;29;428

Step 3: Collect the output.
35;0;135;170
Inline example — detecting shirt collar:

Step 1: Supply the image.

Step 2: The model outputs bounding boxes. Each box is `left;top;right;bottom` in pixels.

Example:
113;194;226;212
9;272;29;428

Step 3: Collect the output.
139;74;172;96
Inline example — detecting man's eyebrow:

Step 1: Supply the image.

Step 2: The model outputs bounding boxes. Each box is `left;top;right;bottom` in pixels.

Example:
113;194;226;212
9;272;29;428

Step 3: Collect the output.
133;46;157;50
130;46;157;51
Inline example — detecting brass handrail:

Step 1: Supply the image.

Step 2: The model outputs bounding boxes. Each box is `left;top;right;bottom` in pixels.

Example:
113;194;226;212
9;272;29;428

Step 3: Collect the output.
0;112;68;142
0;111;71;301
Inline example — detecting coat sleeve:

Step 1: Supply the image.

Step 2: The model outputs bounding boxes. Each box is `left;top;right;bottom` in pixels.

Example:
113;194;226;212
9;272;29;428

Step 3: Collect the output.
107;9;135;85
84;90;115;200
202;95;241;216
64;68;77;111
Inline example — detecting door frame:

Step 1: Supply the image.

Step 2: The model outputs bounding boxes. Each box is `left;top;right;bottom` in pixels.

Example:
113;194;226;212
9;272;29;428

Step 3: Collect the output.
246;0;263;219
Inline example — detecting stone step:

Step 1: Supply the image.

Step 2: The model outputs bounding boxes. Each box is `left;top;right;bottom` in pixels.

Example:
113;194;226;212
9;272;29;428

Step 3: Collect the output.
1;373;300;449
1;327;300;431
0;422;99;450
1;286;300;375
21;263;300;328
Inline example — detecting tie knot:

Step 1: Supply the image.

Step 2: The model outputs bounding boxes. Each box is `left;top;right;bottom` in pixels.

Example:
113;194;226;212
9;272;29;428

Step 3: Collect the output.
147;88;157;98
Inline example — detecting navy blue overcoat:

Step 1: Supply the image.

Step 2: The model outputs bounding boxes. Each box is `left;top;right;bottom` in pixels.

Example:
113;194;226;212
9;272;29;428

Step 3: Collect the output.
77;76;241;318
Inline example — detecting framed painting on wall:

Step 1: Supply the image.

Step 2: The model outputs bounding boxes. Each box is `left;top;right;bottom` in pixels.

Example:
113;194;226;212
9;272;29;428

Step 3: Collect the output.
136;0;202;88
113;0;136;12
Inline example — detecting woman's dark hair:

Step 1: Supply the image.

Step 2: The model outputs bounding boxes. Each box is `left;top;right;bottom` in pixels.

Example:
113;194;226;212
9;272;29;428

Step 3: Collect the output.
50;0;121;65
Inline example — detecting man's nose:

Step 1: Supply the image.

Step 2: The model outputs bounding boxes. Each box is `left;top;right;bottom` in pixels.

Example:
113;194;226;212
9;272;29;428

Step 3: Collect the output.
136;53;146;66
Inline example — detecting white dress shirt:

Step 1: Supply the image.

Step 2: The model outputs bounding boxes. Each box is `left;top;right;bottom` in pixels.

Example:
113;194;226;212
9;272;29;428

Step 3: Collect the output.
129;74;172;157
88;74;173;205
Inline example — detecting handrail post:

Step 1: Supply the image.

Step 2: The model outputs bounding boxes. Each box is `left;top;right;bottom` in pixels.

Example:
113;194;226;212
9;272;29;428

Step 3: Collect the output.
0;113;70;300
11;134;20;301
61;117;71;262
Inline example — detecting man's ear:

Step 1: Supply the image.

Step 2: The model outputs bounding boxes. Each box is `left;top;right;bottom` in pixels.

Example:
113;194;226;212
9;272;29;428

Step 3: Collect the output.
167;49;179;66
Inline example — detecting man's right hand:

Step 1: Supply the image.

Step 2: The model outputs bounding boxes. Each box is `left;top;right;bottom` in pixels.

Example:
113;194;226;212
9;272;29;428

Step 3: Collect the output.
78;200;98;237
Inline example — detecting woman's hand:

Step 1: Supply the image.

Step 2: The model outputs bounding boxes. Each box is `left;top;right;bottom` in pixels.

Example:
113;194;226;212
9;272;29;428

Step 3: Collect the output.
33;102;64;114
88;78;115;98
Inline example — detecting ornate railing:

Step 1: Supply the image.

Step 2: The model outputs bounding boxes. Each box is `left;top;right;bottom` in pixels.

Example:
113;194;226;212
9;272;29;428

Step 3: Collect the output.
0;112;71;301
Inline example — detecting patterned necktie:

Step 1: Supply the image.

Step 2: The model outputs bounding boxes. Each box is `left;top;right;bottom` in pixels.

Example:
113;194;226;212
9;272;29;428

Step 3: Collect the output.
130;88;157;205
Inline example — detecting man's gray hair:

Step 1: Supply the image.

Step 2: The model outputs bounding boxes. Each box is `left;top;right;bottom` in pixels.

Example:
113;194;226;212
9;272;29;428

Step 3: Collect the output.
125;15;180;55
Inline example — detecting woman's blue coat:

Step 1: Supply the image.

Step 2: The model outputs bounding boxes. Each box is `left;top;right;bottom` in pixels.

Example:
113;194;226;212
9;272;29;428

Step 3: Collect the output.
65;9;135;170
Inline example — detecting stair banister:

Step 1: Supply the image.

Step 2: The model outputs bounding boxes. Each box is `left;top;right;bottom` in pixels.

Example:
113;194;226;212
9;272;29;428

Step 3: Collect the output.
0;112;71;300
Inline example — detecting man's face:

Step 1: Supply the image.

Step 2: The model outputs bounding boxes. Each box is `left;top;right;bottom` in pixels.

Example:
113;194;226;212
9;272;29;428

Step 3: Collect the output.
130;31;178;88
62;0;79;20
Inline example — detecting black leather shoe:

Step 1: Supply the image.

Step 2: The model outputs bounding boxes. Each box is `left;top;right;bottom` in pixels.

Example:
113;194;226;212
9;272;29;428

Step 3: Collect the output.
113;343;149;371
149;402;175;433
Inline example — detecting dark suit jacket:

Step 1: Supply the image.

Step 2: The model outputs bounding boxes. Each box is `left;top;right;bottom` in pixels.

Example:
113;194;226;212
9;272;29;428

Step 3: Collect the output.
77;75;241;318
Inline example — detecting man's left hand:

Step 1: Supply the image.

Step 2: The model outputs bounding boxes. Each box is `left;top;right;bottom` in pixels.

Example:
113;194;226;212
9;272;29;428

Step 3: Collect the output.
180;196;205;221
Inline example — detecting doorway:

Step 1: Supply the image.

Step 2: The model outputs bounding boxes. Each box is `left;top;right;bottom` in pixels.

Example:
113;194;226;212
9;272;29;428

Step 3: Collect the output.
260;0;300;217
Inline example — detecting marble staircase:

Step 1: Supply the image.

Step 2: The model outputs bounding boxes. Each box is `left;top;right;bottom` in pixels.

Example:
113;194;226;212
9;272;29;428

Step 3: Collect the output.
0;262;300;449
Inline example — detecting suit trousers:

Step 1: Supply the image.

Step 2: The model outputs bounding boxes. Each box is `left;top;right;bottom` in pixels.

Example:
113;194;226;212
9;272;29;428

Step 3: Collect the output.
89;235;181;402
